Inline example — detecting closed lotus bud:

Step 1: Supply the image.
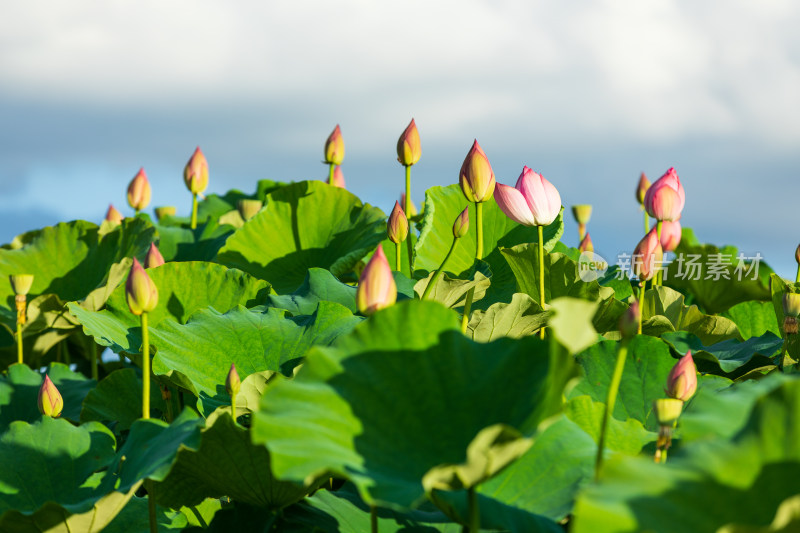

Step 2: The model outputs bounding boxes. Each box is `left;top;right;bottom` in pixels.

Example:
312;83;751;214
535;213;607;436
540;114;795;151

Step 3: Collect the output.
105;204;123;225
396;118;421;166
184;147;209;194
388;201;409;244
659;220;682;253
644;167;685;222
145;242;165;269
619;300;640;339
154;206;176;221
356;246;397;315
226;363;241;397
453;207;469;238
579;233;594;253
665;351;697;402
636;172;651;205
126;258;159;316
38;375;63;418
459;140;496;203
400;193;418;217
796;244;800;265
237;199;263;221
654;397;684;426
324;125;345;165
494;166;562;227
571;205;592;225
127;168;152;211
9;274;34;296
632;227;663;281
327;165;346;188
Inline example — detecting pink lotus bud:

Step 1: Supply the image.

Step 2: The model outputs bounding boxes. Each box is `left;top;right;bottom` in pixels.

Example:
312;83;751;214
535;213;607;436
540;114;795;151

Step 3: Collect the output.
571;205;592;225
38;375;63;418
145;243;165;268
644;167;685;222
9;274;34;296
387;201;409;244
396;118;421;167
225;363;241;396
494;166;562;227
795;244;800;265
453;207;469;238
400;193;418;217
356;246;397;315
324;125;345;165
126;258;159;316
326;165;346;188
127;168;152;211
636;172;651;205
632;226;663;282
237;199;263;221
459;140;496;203
619;300;640;339
105;204;123;225
184;147;209;194
666;351;697;402
154;206;176;221
579;233;594;253
659;220;682;252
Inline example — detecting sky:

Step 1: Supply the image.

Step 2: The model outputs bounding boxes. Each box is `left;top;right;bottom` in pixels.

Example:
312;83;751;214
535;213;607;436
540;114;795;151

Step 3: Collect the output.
2;0;799;278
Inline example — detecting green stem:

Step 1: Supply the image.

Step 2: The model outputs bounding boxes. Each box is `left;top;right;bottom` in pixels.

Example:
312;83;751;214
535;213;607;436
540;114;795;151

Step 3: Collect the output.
146;479;158;533
461;202;483;333
538;224;546;339
422;237;459;300
638;283;645;334
796;264;799;284
370;505;378;533
164;386;174;423
404;165;414;278
395;242;402;273
328;163;335;184
141;312;150;419
656;221;663;286
231;388;237;423
644;211;649;234
190;193;198;230
16;316;23;366
467;486;479;532
88;336;98;381
595;342;629;480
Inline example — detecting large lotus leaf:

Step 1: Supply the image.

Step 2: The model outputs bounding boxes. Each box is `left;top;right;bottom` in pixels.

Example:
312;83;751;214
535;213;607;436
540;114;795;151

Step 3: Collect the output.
267;268;357;316
592;287;629;337
67;261;270;353
571;377;800;533
80;368;166;432
664;227;773;314
251;300;571;510
414;260;492;309
150;301;361;402
0;417;139;532
102;496;190;532
721;300;781;339
0;362;94;431
467;293;547;342
153;410;308;509
155;219;235;263
563;395;656;456
642;286;740;345
216;180;387;293
548;297;600;354
661;330;782;376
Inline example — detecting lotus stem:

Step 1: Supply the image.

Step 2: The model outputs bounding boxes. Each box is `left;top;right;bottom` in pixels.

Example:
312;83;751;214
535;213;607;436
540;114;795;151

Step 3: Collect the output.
467;486;480;532
461;202;483;333
230;387;237;422
405;165;414;278
655;221;663;286
538;224;546;339
15;321;23;366
14;294;26;365
141;312;150;419
328;162;335;185
371;505;378;533
796;264;799;284
638;283;645;334
147;479;158;533
87;336;98;381
595;341;628;480
395;242;402;273
643;209;649;235
578;223;586;242
190;192;198;230
422;237;459;301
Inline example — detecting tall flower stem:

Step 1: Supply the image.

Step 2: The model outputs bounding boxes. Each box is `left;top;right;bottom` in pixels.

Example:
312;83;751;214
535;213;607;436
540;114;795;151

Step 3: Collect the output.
638;283;645;334
370;505;378;533
538;224;546;339
86;335;98;381
404;165;414;277
141;312;151;419
328;162;335;185
655;221;663;286
146;479;158;533
422;237;459;301
467;486;480;532
230;387;237;422
795;264;799;284
15;320;23;365
395;242;402;272
14;295;26;365
461;202;483;333
644;211;649;235
595;341;629;480
190;193;198;230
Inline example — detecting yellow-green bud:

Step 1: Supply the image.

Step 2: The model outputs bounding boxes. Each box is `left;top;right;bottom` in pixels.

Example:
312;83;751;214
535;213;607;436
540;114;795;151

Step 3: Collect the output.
145;243;165;269
38;375;63;418
184;147;209;194
388;201;409;244
126;258;159;316
453;207;469;239
226;363;241;397
324;125;345;165
396;118;421;167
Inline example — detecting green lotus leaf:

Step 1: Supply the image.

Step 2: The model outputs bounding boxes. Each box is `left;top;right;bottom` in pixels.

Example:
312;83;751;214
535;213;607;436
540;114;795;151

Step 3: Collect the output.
769;274;800;367
642;286;740;345
154;219;236;263
564;395;655;455
80;368;166;432
251;300;571;510
267;268;357;315
661;331;782;376
721;300;781;339
548;297;600;354
216;180;387;293
467;293;547;342
102;495;190;532
414;260;492;309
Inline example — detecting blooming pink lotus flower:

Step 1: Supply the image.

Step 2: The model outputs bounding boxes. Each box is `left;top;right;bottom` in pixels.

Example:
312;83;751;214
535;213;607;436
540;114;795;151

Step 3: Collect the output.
459;140;496;203
452;207;469;238
127;168;152;211
105;204;123;225
327;165;346;188
579;233;593;253
397;118;421;167
644;167;685;222
126;258;159;316
666;351;697;401
324;125;345;165
636;172;651;205
145;242;165;269
184;147;209;194
632;226;663;281
659;220;682;252
356;246;397;315
494;166;562;227
387;201;409;244
38;375;63;418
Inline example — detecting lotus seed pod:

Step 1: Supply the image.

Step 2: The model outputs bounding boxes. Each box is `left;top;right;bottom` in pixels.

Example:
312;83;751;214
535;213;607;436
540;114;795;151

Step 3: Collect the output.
237;199;263;221
636;172;650;205
618;300;639;339
327;165;346;188
324;125;345;165
105;204;123;225
387;201;409;244
653;398;684;426
452;207;469;239
9;274;34;296
579;233;594;253
145;243;165;269
154;206;176;221
184;147;209;194
356;246;397;316
127;167;152;211
396;118;421;167
459;140;496;203
665;351;698;402
571;205;592;225
783;293;800;318
38;375;63;418
226;363;241;397
126;258;159;316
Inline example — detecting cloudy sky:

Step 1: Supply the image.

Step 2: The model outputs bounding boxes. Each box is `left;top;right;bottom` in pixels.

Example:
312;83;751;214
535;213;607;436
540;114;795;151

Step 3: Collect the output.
2;1;799;277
